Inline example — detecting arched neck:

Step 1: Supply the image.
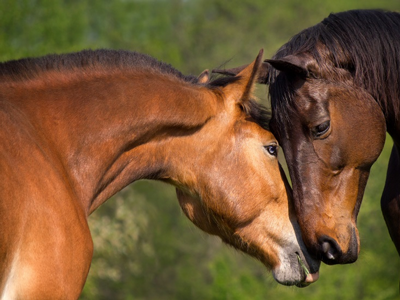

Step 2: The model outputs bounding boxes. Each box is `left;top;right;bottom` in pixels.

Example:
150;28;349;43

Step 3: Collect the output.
5;70;218;215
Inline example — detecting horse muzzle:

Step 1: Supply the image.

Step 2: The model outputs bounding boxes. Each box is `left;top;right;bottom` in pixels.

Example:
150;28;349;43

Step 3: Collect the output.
317;226;359;265
272;244;321;287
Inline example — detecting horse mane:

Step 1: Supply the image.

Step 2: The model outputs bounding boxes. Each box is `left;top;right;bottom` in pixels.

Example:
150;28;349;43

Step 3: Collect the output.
0;49;198;83
241;99;270;130
0;49;270;130
268;9;400;126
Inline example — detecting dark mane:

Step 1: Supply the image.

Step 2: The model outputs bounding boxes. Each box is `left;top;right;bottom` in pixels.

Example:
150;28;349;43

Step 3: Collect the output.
242;99;271;130
1;49;270;129
268;9;400;126
0;49;198;83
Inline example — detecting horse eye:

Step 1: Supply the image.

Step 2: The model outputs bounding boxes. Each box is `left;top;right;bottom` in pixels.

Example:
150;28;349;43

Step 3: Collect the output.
264;145;278;157
313;120;331;138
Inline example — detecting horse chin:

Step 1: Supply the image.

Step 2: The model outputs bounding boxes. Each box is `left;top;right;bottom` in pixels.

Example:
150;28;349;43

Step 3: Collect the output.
272;248;320;287
271;215;321;287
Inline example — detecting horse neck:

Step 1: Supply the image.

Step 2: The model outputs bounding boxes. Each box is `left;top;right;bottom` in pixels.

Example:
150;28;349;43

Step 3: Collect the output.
7;69;218;214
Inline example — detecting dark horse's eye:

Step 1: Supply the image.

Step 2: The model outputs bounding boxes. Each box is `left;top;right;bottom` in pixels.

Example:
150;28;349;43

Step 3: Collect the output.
265;144;278;157
313;120;331;138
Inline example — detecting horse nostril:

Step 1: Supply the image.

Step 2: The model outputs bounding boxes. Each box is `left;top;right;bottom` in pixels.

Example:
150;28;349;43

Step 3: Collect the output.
321;241;337;260
319;236;342;263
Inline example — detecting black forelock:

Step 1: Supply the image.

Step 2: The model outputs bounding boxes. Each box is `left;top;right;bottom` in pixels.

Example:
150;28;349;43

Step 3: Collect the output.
242;99;271;131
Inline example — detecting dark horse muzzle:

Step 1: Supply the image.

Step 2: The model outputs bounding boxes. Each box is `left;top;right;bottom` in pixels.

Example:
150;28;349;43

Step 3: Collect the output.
317;227;359;265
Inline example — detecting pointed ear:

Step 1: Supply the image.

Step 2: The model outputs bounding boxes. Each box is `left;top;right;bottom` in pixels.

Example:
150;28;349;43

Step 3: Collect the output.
197;69;210;84
212;61;269;84
220;49;264;105
265;54;314;78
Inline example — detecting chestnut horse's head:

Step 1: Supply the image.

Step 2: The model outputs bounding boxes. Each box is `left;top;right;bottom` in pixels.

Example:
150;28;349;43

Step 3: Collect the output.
171;50;320;286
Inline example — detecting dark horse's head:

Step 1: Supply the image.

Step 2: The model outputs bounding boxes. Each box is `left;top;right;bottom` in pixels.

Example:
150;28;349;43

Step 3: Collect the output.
264;10;400;264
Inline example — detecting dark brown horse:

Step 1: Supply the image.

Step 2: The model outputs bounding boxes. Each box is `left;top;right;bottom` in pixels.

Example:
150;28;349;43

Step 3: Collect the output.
0;49;319;298
215;9;400;266
264;9;399;265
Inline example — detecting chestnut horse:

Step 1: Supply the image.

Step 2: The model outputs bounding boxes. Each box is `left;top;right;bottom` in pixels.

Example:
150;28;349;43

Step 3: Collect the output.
214;9;400;266
0;49;319;299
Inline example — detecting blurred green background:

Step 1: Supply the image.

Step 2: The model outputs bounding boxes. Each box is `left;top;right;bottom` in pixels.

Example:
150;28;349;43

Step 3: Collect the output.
2;1;400;299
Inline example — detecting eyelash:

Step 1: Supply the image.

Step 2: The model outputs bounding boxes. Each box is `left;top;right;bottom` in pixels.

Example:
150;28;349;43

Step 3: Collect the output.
313;120;331;138
264;145;278;156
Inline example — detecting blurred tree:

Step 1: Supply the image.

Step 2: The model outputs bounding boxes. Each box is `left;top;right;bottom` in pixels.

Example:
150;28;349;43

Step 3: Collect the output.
1;0;400;299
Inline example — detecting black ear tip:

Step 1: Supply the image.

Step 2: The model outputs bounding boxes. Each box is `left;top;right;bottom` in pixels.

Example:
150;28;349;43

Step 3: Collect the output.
264;59;281;69
212;68;237;76
265;58;309;77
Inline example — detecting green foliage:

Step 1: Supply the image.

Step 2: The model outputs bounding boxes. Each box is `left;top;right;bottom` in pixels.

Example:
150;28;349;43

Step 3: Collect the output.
2;0;400;299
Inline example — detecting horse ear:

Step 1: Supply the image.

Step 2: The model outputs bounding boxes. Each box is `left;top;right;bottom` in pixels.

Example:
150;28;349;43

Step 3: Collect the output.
213;61;269;84
197;69;210;84
265;54;312;77
220;49;264;105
